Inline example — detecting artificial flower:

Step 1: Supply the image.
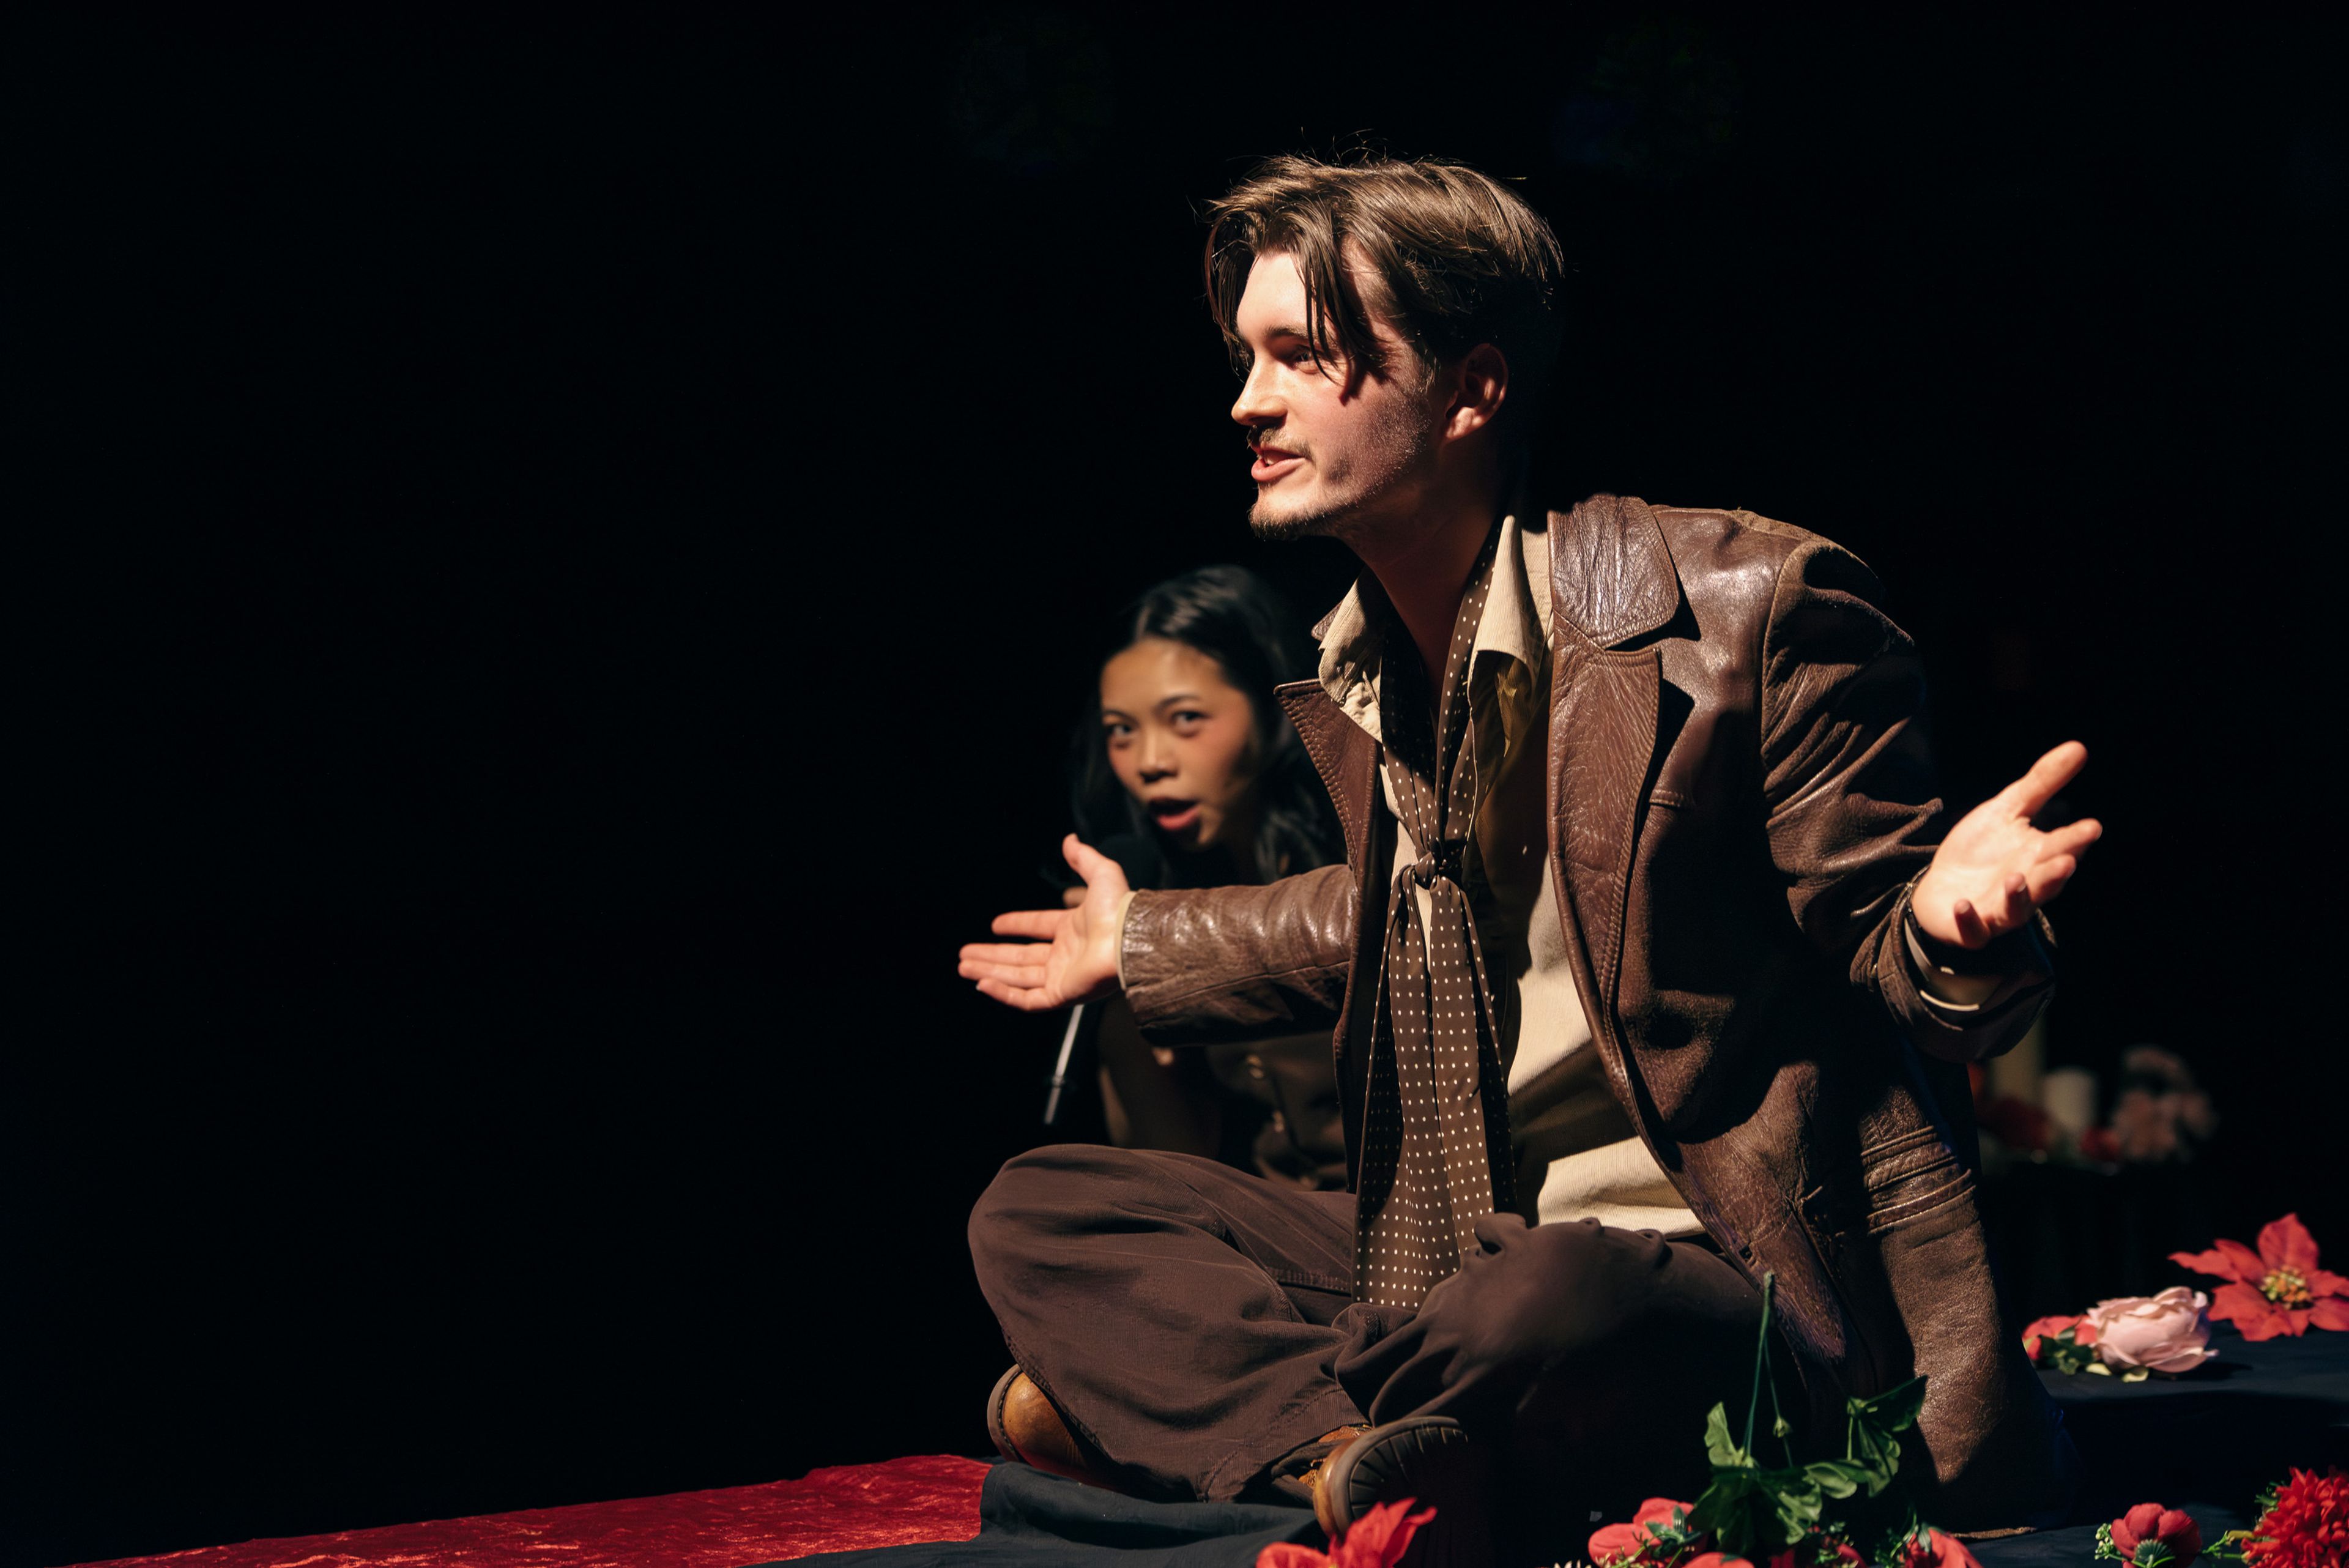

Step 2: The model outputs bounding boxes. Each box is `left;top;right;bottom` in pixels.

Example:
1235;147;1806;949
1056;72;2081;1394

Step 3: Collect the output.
1978;1094;2054;1154
2171;1216;2349;1340
2239;1468;2348;1568
2102;1503;2204;1567
2085;1290;2217;1376
2023;1313;2099;1373
1258;1498;1436;1568
1896;1527;1983;1568
1591;1497;1704;1566
2022;1313;2096;1358
2110;1047;2219;1164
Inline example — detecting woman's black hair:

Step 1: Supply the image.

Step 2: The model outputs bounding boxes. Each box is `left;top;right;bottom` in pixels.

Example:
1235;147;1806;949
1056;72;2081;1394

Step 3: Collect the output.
1070;565;1341;887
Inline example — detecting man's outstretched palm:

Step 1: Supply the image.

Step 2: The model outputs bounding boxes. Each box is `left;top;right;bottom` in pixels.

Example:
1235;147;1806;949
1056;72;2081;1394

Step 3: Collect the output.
959;834;1130;1011
1912;740;2102;948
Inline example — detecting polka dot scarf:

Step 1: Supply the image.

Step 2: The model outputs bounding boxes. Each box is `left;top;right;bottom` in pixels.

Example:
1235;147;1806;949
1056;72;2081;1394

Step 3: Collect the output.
1355;527;1517;1310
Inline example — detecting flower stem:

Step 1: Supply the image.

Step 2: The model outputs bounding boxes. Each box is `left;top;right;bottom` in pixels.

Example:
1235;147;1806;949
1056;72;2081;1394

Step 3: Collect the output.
1745;1272;1776;1458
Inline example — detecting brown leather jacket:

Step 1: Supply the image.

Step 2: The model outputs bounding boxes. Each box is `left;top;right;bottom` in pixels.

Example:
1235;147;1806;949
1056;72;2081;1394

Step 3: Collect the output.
1119;496;2071;1527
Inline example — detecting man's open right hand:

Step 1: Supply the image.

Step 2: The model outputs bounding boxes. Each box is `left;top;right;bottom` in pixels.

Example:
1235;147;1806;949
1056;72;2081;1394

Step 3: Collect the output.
958;834;1130;1012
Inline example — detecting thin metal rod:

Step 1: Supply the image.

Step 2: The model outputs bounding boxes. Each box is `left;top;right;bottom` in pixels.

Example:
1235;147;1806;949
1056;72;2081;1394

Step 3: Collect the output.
1042;1003;1085;1125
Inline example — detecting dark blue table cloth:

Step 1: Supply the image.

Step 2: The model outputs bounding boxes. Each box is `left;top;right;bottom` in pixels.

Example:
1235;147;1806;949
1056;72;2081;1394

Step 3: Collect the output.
792;1330;2349;1568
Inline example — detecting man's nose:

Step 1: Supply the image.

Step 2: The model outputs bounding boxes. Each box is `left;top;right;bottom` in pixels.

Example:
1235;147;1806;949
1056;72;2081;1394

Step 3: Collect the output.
1231;359;1280;427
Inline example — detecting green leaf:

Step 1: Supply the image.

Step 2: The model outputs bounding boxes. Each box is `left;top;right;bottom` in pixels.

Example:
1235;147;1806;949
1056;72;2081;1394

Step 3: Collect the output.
1847;1377;1928;1432
1845;1377;1927;1481
1768;1470;1827;1534
1706;1402;1751;1468
1691;1468;1783;1555
2137;1540;2175;1568
2042;1331;2100;1375
1803;1459;1879;1501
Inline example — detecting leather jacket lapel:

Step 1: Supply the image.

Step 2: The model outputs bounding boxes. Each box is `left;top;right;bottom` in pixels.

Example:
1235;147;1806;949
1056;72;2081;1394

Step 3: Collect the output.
1277;678;1387;1186
1542;496;1682;1068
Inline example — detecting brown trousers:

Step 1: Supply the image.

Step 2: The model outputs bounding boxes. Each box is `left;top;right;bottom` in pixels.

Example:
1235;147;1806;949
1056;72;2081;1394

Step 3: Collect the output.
970;1145;1772;1539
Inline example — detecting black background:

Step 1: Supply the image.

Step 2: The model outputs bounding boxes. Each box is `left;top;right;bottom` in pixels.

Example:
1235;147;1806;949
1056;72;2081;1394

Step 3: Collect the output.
9;9;2346;1567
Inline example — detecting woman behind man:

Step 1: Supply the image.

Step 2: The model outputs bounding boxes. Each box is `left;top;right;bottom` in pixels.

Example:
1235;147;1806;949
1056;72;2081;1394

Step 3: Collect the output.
1064;565;1346;1189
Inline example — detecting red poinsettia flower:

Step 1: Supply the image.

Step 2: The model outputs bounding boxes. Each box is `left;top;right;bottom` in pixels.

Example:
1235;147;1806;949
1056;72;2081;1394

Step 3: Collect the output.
1258;1498;1436;1568
1591;1497;1702;1565
2170;1215;2349;1340
2241;1468;2348;1568
2110;1503;2204;1566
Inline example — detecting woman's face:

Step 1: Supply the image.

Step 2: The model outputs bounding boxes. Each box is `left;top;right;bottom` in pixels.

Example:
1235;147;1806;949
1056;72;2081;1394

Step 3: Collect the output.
1099;637;1262;855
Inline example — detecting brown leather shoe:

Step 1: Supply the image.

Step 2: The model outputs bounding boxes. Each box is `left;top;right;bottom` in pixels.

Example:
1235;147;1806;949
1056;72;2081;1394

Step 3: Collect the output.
1312;1417;1491;1568
986;1367;1116;1489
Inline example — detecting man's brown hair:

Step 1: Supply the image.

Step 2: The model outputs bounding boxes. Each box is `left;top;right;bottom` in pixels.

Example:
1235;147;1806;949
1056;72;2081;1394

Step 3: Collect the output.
1204;153;1566;428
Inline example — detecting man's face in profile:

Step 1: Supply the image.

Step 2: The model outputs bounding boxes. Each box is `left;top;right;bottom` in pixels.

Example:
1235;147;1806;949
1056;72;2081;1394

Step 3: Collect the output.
1229;251;1440;543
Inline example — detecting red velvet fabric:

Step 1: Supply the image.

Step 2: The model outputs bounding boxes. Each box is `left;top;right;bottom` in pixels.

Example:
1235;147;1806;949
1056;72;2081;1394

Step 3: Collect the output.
73;1454;991;1568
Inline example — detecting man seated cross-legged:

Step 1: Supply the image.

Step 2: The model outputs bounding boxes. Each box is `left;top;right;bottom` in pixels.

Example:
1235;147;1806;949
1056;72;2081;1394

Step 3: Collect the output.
959;154;2097;1567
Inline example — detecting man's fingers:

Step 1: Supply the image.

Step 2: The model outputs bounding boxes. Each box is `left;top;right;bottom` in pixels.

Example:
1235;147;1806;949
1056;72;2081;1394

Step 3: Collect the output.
974;977;1058;1012
2037;817;2102;862
2023;854;2077;908
990;909;1069;939
1997;871;2032;931
1062;834;1132;893
2005;740;2088;819
961;941;1050;966
1952;899;1990;948
958;954;1049;986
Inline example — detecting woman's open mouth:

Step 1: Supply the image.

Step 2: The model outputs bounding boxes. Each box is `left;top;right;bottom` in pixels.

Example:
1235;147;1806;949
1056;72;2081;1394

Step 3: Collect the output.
1148;800;1203;834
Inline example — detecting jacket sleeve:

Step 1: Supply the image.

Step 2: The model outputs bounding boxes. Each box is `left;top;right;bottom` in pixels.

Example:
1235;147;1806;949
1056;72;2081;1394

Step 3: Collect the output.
1759;537;2052;1063
1118;863;1357;1046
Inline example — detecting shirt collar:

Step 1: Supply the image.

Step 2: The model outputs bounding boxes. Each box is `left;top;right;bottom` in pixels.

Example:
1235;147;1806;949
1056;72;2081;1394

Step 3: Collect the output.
1315;510;1549;746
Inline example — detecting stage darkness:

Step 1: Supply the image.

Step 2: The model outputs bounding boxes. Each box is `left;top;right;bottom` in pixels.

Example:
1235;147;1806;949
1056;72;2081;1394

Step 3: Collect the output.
9;10;2343;1567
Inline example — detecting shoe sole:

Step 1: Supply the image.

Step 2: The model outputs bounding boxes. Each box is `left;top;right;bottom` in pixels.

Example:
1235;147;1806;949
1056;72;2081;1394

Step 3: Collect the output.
1319;1416;1492;1568
985;1365;1022;1463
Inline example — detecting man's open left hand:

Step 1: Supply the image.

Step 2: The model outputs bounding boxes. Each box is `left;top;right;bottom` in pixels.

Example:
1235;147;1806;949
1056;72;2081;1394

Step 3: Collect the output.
957;834;1129;1012
1911;740;2102;949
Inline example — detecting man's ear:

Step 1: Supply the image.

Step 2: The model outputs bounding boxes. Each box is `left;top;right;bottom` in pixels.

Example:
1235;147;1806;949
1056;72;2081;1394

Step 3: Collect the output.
1441;343;1510;442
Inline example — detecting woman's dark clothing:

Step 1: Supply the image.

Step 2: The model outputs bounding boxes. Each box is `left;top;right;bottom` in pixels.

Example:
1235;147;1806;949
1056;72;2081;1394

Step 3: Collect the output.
1095;997;1348;1189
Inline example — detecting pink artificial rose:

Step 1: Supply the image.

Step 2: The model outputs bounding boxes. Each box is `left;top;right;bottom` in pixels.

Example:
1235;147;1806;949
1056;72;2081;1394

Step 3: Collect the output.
2085;1288;2217;1375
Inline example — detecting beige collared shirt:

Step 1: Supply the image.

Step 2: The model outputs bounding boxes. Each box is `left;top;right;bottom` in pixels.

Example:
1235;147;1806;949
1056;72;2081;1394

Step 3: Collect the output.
1318;511;1702;1235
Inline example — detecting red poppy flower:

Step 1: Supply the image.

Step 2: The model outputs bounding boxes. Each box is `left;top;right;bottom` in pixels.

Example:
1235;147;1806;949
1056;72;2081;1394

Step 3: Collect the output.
2110;1503;2204;1567
1258;1498;1438;1568
2240;1468;2348;1568
2170;1214;2349;1340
